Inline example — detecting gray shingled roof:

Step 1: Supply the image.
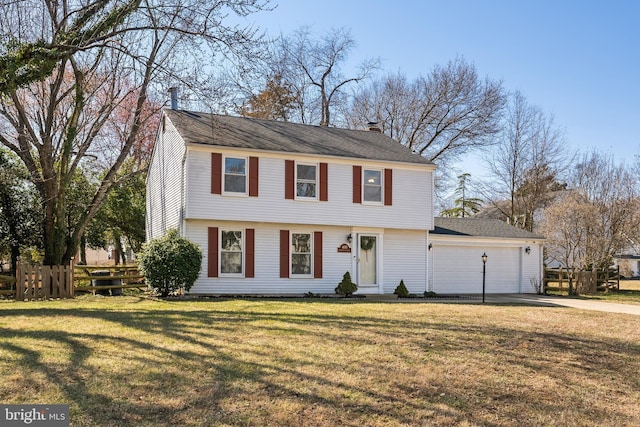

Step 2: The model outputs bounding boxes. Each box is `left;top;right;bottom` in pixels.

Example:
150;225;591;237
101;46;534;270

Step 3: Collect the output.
433;217;545;240
165;109;433;165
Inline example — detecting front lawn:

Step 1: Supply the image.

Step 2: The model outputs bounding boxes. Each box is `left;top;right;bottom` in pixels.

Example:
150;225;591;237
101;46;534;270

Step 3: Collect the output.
563;280;640;304
1;295;639;426
587;280;640;304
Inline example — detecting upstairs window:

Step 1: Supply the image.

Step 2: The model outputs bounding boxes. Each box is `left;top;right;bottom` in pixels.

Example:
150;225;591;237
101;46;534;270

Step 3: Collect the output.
296;163;317;199
363;169;382;203
224;157;247;194
286;161;327;201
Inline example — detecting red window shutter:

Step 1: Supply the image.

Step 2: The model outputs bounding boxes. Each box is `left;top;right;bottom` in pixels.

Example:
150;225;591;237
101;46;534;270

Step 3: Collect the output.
320;163;328;201
353;165;362;203
285;160;295;199
245;228;255;278
280;230;289;278
384;168;393;206
211;153;222;194
249;157;259;197
314;231;323;278
208;227;219;277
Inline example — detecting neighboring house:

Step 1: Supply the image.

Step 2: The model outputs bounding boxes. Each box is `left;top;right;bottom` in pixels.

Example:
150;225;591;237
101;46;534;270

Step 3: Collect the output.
429;218;545;294
613;253;640;278
146;108;545;295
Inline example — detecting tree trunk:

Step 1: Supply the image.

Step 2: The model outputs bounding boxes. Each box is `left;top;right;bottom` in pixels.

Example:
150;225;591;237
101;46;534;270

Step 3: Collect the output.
10;243;19;276
79;234;87;265
114;233;123;266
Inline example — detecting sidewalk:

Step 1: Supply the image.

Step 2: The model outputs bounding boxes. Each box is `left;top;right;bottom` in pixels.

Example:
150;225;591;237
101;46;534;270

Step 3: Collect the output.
487;294;640;316
366;293;640;316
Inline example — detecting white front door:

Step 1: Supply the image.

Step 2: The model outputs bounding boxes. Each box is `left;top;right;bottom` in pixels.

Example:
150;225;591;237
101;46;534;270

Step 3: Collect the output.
358;234;378;288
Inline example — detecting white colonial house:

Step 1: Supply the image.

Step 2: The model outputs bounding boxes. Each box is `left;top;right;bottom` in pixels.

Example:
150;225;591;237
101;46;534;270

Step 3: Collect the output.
146;108;544;295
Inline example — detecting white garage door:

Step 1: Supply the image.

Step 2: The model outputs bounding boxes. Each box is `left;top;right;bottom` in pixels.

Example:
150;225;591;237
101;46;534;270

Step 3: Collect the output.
433;246;521;294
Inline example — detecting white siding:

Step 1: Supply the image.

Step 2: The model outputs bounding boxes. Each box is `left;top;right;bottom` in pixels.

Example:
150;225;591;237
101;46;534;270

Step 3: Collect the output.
521;243;544;293
146;117;186;240
185;220;353;295
383;229;428;294
185;220;429;295
184;148;433;231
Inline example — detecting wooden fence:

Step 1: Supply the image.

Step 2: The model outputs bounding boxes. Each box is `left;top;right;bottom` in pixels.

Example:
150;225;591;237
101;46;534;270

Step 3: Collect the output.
15;262;74;301
73;265;145;294
0;263;145;300
0;274;16;296
544;265;620;295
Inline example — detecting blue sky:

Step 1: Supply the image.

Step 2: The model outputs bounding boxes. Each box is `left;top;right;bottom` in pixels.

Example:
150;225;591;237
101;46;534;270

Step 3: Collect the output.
240;0;639;177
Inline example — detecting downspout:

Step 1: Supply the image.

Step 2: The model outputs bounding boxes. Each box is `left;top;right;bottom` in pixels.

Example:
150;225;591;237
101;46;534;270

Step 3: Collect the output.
426;231;430;293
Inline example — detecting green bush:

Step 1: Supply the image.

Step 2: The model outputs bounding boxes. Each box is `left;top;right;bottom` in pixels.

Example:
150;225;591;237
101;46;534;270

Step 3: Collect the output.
335;271;358;297
394;280;409;298
138;229;202;297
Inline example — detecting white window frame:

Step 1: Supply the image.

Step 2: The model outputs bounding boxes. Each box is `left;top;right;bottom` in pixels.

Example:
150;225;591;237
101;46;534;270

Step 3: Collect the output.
219;228;245;277
362;168;383;205
290;231;313;277
295;162;319;201
223;156;248;196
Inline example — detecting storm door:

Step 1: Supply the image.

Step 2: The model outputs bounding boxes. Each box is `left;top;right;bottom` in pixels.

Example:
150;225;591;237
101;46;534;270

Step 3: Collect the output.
358;234;378;287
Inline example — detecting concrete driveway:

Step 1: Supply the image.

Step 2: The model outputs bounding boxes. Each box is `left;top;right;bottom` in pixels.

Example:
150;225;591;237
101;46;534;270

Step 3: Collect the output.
488;294;640;316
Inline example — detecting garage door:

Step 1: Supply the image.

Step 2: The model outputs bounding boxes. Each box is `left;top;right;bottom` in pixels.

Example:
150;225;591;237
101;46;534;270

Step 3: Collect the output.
433;246;521;294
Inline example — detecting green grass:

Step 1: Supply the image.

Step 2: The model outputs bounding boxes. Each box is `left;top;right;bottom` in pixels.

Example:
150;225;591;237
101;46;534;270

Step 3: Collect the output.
1;294;640;426
586;280;640;304
548;280;640;304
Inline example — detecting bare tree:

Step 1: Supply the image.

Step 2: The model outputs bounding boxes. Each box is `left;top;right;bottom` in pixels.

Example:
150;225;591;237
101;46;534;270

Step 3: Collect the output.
483;91;570;231
540;152;639;289
0;0;269;265
272;27;380;126
344;72;417;142
572;152;639;268
539;191;591;294
344;58;506;164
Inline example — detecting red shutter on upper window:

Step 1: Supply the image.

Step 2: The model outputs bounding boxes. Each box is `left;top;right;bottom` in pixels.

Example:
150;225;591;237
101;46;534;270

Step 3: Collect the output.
314;231;323;278
211;153;222;194
280;230;289;278
285;160;295;199
208;227;219;277
245;228;255;278
353;165;362;203
249;157;259;197
320;163;328;201
384;168;393;206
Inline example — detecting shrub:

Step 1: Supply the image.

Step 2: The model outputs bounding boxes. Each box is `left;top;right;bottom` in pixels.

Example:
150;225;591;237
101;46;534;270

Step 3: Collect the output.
138;229;202;297
394;280;409;298
335;271;358;297
424;291;437;298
